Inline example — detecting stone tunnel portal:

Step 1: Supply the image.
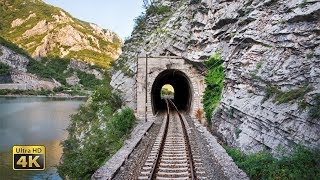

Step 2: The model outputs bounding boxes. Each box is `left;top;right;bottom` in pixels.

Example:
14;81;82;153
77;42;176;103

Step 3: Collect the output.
151;69;193;114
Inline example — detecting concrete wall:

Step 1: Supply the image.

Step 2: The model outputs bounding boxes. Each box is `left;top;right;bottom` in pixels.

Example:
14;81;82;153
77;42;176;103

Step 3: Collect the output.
136;56;205;121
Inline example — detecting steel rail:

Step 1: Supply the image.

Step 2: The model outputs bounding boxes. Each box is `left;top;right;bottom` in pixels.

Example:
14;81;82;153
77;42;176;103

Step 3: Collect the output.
168;99;195;180
149;99;170;180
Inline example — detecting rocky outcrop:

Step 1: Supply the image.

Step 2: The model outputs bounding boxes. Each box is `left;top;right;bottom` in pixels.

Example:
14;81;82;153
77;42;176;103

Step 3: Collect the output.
111;0;320;154
0;45;59;90
68;59;103;80
0;45;29;72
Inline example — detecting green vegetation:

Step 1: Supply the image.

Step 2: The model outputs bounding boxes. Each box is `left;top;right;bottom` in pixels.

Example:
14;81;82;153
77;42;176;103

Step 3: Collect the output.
264;85;320;120
27;57;70;85
134;14;147;31
65;50;114;69
225;146;320;180
76;70;102;89
299;0;308;8
250;61;263;80
309;94;320;120
203;52;224;125
277;19;285;24
58;78;136;179
0;88;53;96
146;5;172;15
27;56;103;89
112;56;134;77
235;128;242;139
264;85;313;105
0;62;10;76
0;36;32;58
161;84;174;98
0;35;105;94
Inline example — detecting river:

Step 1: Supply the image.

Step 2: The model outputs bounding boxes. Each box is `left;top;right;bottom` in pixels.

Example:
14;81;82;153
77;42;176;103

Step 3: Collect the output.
0;97;84;179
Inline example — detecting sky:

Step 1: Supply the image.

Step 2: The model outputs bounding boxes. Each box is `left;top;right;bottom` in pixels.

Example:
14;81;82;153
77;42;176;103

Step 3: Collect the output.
43;0;145;39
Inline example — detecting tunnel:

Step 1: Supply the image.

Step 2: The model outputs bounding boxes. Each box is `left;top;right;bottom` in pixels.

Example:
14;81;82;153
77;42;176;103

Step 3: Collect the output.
151;69;193;114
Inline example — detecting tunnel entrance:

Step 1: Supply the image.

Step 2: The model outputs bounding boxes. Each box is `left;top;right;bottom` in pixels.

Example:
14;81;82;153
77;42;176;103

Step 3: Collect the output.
151;69;193;114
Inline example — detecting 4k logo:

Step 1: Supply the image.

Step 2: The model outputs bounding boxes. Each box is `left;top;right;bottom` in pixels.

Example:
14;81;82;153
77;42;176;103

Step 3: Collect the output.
13;145;45;170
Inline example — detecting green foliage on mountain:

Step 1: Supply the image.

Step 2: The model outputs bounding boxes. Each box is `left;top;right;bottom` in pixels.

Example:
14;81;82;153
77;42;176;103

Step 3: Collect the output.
203;52;224;125
225;146;320;180
0;62;10;76
0;0;122;68
58;77;136;179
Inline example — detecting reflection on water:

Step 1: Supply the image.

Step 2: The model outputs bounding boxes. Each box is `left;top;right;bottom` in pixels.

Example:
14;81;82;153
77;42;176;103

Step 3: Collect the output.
0;97;84;179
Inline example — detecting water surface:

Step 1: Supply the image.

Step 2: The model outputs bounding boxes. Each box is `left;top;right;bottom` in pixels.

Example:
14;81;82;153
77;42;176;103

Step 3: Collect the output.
0;97;84;179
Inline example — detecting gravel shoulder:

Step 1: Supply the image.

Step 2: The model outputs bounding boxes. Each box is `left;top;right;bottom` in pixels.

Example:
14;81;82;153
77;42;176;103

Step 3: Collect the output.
112;113;164;180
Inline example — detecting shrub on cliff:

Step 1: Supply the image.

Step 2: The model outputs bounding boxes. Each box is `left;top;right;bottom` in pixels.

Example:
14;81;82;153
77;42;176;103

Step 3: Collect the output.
57;77;136;179
0;62;10;76
225;146;320;179
203;52;224;125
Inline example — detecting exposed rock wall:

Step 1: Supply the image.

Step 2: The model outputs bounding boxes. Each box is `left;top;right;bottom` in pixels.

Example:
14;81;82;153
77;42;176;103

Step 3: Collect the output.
0;45;59;90
111;0;320;153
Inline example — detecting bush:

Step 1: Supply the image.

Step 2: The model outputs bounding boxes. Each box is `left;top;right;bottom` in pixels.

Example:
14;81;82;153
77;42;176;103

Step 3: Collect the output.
225;146;320;180
309;94;320;120
76;70;103;89
264;85;313;104
0;62;10;76
27;57;70;85
58;80;135;179
134;14;146;31
203;52;224;125
146;5;172;15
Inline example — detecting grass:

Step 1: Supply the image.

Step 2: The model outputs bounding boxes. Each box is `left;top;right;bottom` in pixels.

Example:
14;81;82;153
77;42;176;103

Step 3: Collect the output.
225;146;320;180
57;79;136;179
203;52;224;125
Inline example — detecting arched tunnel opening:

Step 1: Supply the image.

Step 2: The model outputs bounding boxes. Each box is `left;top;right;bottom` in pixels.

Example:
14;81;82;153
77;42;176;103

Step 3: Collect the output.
151;69;193;114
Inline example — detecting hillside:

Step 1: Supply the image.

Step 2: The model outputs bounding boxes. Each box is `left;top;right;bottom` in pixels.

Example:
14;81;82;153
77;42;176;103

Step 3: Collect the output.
0;0;122;68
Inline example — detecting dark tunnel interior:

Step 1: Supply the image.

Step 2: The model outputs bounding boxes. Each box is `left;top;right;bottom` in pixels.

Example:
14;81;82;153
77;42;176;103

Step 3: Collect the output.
151;69;193;114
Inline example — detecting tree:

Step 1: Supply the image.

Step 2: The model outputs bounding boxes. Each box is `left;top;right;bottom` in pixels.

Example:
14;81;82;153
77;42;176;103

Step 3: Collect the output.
143;0;154;9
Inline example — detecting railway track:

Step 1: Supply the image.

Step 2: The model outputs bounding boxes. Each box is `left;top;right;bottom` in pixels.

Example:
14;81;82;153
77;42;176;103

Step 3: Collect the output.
138;99;205;180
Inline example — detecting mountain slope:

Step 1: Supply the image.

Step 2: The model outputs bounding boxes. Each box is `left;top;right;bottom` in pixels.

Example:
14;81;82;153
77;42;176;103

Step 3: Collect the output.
0;0;122;68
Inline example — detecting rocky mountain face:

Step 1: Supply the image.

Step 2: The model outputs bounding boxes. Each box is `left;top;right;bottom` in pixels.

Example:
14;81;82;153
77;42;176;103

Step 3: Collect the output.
0;0;122;68
111;0;320;154
0;44;60;90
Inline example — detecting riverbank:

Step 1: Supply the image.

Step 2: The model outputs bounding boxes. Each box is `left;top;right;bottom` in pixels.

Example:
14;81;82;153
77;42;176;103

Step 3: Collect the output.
0;94;88;99
0;88;89;99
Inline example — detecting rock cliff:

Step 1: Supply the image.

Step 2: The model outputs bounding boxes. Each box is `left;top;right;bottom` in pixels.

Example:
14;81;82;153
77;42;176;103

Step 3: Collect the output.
0;44;59;90
111;0;320;154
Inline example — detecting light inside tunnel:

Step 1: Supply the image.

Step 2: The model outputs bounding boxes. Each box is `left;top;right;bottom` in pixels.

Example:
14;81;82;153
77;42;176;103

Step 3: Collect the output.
151;69;193;114
160;84;174;99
